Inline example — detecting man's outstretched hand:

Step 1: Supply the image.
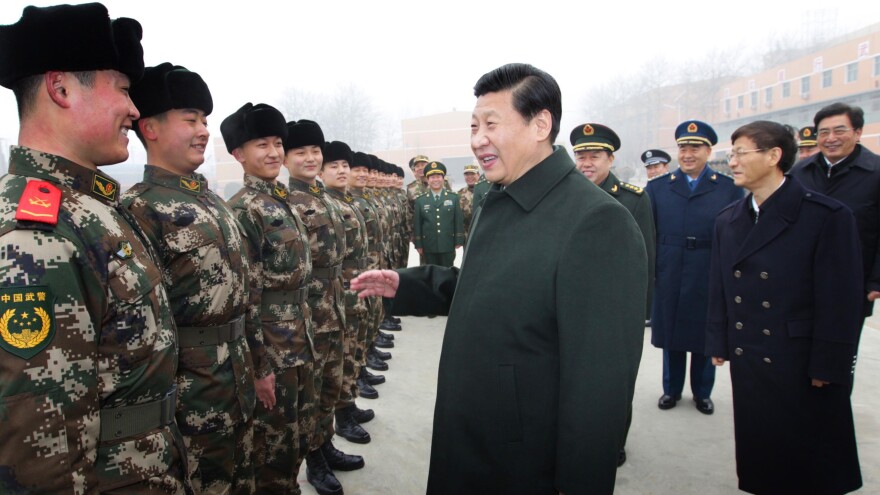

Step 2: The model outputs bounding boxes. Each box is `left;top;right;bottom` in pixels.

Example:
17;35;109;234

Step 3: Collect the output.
350;269;400;298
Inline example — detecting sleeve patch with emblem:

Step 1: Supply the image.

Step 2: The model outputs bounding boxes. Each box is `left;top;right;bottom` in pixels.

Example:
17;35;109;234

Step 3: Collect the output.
0;286;55;359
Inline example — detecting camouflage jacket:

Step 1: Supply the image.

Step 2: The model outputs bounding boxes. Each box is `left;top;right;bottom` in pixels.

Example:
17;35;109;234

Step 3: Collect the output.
122;166;255;435
367;188;391;269
350;188;384;271
457;185;475;237
325;188;369;316
229;175;314;375
0;147;186;493
287;179;346;334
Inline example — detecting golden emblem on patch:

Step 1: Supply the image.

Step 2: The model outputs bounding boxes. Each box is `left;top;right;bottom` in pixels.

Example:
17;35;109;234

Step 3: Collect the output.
179;177;201;192
274;186;288;199
0;286;54;359
115;241;134;259
92;175;118;201
583;124;594;136
309;185;321;194
687;122;698;133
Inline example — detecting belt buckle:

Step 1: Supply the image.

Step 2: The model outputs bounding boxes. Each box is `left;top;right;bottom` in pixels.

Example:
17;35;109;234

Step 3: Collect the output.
686;236;696;249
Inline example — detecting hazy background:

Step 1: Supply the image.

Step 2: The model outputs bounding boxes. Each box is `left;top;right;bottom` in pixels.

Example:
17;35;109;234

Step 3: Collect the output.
0;1;876;183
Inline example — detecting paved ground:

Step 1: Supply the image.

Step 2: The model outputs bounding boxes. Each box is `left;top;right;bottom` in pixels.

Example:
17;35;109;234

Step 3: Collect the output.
301;250;879;494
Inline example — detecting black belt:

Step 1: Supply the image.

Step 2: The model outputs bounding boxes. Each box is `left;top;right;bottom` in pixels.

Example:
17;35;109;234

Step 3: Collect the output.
177;315;245;347
312;264;343;279
659;235;711;250
342;257;368;270
100;385;176;441
261;287;308;311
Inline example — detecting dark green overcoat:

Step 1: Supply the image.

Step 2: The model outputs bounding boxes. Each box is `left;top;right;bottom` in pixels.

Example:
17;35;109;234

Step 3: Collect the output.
393;147;647;494
412;188;464;254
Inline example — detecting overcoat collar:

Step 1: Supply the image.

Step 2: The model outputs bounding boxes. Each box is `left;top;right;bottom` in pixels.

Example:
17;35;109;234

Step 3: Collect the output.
729;175;802;264
599;172;621;196
502;146;573;212
670;165;720;199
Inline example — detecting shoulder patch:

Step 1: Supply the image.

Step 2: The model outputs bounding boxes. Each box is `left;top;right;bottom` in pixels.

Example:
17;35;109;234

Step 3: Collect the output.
16;180;61;226
179;177;201;193
620;182;644;195
92;174;119;201
0;285;55;359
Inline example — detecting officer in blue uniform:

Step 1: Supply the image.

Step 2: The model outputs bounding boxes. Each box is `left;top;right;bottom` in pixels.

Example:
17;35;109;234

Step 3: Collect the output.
642;149;672;181
646;120;743;415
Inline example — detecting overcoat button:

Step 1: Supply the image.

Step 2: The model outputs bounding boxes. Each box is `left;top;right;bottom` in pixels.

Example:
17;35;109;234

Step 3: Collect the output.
734;270;742;278
735;322;743;329
762;301;771;309
734;348;743;355
734;296;742;303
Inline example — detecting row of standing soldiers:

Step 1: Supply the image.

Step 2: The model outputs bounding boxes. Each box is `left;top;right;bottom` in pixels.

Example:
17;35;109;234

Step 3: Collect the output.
0;5;412;494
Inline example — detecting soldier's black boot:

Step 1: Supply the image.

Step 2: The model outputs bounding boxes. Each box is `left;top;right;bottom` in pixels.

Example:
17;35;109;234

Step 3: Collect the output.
378;330;394;340
374;332;394;348
362;367;385;385
357;370;379;399
379;317;401;331
390;315;401;324
321;439;365;471
352;404;375;423
366;350;388;371
306;449;343;495
370;345;392;361
335;406;371;444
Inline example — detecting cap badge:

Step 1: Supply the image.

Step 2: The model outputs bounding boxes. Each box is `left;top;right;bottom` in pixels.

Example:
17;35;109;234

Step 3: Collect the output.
803;128;812;137
687;122;698;133
583;124;594;136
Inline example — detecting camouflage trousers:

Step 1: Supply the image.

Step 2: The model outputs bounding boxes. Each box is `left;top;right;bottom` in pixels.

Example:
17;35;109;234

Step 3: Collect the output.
101;424;191;494
337;315;364;407
253;363;315;495
309;330;344;451
184;418;254;495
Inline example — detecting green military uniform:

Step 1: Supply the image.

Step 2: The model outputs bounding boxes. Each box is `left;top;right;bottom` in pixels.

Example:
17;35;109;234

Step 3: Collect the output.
470;175;491;226
229;174;315;495
287;178;347;451
0;148;187;493
123;166;257;494
413;162;465;267
570;121;655;466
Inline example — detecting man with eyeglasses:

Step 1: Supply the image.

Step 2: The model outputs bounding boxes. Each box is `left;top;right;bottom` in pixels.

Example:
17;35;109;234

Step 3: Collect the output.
646;120;743;416
791;102;880;321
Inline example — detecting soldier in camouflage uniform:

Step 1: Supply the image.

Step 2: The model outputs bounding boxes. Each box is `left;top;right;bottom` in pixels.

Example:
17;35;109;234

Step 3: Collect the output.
123;64;256;494
319;142;374;445
284;120;363;495
0;4;188;493
457;163;480;244
222;103;315;495
349;153;390;398
367;158;400;355
405;154;430;204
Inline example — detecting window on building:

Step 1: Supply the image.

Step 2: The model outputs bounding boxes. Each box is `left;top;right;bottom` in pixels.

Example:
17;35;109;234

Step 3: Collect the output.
801;76;811;95
750;91;757;108
846;62;858;83
737;95;744;109
782;81;791;98
765;87;773;105
822;69;832;88
875;56;880;76
724;98;731;114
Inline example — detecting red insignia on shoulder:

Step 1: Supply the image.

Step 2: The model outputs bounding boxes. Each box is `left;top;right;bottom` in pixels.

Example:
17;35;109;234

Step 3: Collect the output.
15;180;61;225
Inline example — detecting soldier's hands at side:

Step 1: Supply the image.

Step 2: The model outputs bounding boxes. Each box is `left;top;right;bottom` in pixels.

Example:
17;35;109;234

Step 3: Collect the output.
811;378;830;388
256;373;277;409
868;290;880;302
712;357;726;366
417;248;423;255
351;269;399;298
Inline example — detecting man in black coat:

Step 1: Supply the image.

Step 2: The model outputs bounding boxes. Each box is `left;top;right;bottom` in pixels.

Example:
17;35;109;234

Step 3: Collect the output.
352;63;648;495
790;102;880;318
707;120;862;494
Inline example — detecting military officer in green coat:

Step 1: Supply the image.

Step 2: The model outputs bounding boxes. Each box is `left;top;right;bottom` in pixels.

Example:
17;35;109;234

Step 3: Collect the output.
413;161;464;267
571;122;656;467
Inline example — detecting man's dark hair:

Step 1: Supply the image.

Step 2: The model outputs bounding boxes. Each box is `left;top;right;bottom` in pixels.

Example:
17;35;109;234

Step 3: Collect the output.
12;71;96;119
731;120;797;173
814;102;864;130
473;63;562;143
